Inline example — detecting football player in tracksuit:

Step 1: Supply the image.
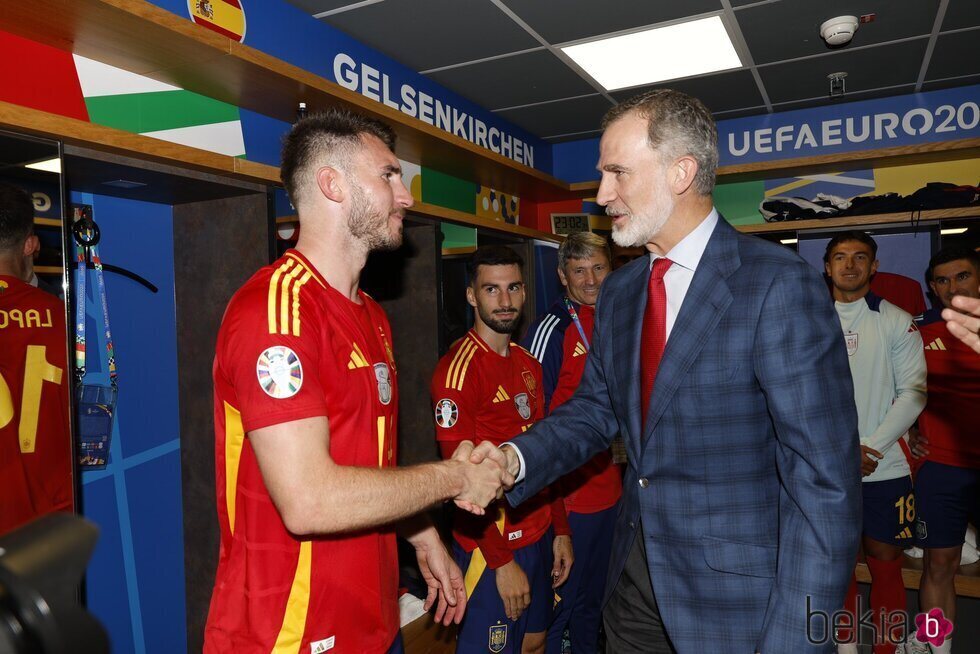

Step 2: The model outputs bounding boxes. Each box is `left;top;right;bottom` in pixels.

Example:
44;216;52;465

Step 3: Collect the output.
521;232;622;654
825;232;927;654
432;245;571;654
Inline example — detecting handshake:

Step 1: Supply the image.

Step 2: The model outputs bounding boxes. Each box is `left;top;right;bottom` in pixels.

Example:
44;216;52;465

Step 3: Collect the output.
448;440;521;515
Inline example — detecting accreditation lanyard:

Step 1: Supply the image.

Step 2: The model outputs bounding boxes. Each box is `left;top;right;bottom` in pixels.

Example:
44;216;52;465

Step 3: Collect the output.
563;297;590;352
74;232;117;384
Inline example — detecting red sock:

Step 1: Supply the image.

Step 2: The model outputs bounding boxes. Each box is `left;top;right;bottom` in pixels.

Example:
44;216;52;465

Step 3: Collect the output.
838;573;859;644
867;555;906;654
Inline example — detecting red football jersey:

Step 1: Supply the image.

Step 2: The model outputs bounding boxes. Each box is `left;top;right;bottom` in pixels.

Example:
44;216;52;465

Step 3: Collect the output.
205;250;400;654
431;330;566;569
0;275;72;534
918;320;980;469
549;304;623;514
870;271;927;318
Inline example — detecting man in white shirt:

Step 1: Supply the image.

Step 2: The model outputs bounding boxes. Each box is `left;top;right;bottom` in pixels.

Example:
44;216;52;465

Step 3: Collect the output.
472;89;861;653
824;231;926;654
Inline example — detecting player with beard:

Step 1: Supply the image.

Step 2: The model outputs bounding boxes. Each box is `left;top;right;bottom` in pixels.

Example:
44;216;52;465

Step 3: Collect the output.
431;246;570;654
204;110;512;654
910;246;980;654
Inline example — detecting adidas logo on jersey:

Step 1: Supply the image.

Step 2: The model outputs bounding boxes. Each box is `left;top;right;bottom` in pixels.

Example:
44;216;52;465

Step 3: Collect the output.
492;385;511;403
348;343;369;369
925;338;947;351
896;526;912;540
573;342;587;357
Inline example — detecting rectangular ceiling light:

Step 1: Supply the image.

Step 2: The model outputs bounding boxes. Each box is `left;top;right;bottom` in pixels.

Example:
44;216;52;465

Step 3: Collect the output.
24;157;61;174
561;16;742;91
940;227;968;235
780;238;799;245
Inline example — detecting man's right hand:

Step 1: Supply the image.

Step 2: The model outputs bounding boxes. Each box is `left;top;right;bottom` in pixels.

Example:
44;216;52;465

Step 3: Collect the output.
469;440;521;483
494;560;531;621
450;441;513;515
860;445;882;477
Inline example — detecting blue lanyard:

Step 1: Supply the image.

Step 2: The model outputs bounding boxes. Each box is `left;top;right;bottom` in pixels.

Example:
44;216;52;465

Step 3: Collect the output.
73;210;117;385
563;297;590;351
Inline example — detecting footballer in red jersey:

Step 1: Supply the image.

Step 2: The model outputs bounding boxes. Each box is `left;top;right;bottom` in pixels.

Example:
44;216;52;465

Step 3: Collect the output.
432;246;570;654
521;232;620;654
913;245;980;641
204;110;509;654
0;182;71;536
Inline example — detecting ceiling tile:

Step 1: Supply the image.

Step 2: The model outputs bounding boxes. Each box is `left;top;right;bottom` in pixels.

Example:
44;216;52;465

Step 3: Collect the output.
758;39;928;104
921;73;980;92
925;30;980;81
426;50;598;111
496;94;613;138
942;0;980;30
610;69;764;114
283;0;367;14
770;84;917;113
500;0;723;44
737;0;940;65
320;0;539;72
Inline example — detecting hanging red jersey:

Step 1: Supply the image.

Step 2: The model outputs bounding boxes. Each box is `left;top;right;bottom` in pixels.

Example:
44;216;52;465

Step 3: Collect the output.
0;275;72;534
206;250;399;654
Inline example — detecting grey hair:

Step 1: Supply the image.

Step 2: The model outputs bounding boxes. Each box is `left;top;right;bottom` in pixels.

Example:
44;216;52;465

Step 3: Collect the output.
558;232;611;271
601;88;718;195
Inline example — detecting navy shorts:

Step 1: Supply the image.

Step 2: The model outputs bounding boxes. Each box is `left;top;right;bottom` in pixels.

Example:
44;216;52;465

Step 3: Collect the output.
914;461;980;549
453;533;554;653
862;476;915;545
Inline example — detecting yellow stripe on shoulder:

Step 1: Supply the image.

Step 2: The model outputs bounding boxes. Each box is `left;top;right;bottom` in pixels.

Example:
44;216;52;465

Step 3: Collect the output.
267;258;296;334
285;252;326;288
454;343;478;391
445;340;474;388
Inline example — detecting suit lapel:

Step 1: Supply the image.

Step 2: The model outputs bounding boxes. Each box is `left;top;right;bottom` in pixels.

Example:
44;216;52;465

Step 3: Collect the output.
612;257;649;464
642;219;739;443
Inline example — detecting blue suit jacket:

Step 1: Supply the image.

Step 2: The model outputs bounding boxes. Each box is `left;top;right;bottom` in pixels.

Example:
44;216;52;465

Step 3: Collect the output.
508;218;861;653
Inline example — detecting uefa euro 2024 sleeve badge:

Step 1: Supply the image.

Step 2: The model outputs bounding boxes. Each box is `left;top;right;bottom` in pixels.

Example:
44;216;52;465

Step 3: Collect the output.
435;398;458;428
256;346;303;399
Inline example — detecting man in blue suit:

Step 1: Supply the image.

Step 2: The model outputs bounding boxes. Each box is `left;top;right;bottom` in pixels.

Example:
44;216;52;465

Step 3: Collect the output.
471;89;862;653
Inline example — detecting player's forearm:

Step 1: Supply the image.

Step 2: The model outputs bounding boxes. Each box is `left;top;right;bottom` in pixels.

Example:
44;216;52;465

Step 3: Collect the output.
864;387;927;454
281;460;463;535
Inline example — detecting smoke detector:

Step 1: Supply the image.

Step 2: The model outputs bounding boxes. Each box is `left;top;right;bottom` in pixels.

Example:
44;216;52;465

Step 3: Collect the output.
820;16;859;46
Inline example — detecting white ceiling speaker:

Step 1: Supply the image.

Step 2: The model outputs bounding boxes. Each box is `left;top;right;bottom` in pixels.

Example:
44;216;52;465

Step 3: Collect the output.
820;16;859;46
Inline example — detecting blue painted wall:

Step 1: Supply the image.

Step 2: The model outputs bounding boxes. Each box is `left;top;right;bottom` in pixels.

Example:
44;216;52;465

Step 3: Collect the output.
72;192;186;654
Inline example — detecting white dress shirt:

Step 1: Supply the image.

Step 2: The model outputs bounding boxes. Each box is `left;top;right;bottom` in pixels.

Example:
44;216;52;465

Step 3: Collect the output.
509;208;720;481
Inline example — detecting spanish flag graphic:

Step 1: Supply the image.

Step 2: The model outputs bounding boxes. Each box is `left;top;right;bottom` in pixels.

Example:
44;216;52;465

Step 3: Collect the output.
188;0;246;43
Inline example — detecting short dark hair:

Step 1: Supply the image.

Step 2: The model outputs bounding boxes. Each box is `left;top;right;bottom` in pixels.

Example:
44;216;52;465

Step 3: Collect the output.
466;245;524;281
0;182;35;251
926;245;980;281
823;231;878;263
558;232;611;271
601;88;718;195
280;108;397;210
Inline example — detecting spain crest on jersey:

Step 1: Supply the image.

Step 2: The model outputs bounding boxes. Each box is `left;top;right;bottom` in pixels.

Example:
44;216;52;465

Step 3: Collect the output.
489;623;507;653
435;398;458;428
256;346;302;398
521;369;537;397
188;0;246;42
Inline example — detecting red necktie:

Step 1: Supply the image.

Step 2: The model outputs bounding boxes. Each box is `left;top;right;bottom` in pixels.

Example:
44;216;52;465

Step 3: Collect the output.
641;257;673;425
